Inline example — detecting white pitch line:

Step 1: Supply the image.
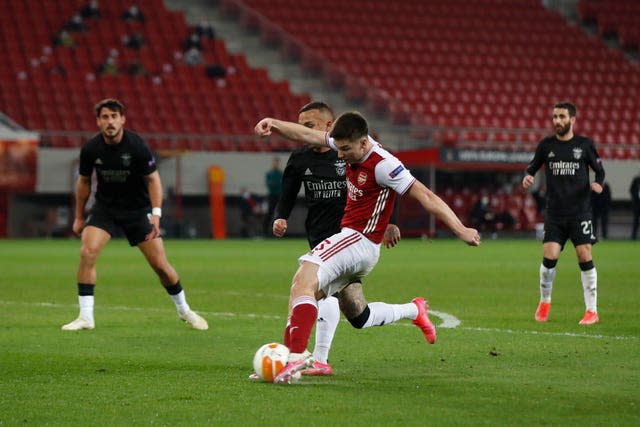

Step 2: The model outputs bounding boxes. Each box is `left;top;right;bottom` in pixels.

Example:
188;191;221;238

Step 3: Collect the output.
430;310;461;329
2;301;461;326
459;326;637;341
1;300;637;341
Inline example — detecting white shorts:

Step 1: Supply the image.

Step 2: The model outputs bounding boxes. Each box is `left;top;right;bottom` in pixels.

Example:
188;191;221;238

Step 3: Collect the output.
298;227;380;297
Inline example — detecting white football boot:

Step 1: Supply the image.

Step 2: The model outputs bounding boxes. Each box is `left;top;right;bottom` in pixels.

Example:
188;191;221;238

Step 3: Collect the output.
61;316;95;331
180;310;209;330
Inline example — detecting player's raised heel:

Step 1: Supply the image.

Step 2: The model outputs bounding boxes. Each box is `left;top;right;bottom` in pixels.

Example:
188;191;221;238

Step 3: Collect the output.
180;310;209;330
412;297;437;344
535;301;551;322
61;316;95;331
273;353;314;384
578;310;599;325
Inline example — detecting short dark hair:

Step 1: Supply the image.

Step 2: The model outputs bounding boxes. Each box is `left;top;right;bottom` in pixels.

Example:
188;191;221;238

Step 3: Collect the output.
554;101;576;117
329;112;368;141
299;101;334;119
94;98;125;117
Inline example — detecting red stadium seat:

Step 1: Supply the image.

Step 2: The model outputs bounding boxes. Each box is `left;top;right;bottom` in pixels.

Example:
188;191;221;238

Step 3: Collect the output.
0;0;310;152
2;0;639;153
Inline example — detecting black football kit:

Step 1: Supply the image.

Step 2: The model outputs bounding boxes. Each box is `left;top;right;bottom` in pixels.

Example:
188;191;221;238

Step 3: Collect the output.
526;134;605;246
79;129;157;245
274;147;347;248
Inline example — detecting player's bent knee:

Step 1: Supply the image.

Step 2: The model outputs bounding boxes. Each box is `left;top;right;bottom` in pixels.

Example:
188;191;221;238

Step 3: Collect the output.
347;305;370;329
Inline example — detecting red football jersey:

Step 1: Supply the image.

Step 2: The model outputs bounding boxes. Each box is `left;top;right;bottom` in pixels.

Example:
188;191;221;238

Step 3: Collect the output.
327;137;415;243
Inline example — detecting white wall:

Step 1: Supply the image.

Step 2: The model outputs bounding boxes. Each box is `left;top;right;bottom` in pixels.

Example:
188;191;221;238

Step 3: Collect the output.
36;148;292;196
36;148;640;200
601;159;640;201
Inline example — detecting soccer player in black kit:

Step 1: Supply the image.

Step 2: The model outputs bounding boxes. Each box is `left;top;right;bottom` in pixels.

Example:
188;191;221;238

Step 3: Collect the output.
523;102;605;325
268;102;400;376
62;99;208;331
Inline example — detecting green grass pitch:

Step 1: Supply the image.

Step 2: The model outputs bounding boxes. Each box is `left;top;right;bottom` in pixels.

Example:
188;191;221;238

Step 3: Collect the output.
0;238;638;426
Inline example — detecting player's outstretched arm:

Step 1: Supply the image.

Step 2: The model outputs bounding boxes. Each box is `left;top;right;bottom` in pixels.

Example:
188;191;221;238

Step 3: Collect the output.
407;181;480;246
255;118;326;148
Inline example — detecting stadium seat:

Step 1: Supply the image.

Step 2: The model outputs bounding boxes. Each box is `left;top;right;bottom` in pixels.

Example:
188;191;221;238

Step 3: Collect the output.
2;0;638;158
231;0;640;151
0;0;310;153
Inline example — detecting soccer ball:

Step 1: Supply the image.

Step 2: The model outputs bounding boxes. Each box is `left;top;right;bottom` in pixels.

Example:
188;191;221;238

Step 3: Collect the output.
252;342;289;382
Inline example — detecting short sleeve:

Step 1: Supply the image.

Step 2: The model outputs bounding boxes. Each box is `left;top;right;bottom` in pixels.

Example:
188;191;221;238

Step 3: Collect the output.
374;157;415;195
138;141;157;175
78;144;94;177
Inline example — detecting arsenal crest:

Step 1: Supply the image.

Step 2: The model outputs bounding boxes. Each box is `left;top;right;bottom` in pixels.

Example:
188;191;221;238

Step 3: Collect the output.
121;153;132;166
357;171;367;185
572;147;583;160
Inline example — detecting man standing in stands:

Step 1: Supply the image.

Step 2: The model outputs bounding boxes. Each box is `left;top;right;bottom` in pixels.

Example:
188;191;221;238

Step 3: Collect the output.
62;99;208;331
523;101;605;325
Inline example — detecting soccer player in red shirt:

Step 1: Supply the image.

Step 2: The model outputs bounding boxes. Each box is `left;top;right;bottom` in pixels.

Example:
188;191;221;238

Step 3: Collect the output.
255;112;480;383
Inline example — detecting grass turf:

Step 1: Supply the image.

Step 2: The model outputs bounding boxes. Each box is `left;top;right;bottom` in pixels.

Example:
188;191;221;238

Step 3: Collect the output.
0;238;638;426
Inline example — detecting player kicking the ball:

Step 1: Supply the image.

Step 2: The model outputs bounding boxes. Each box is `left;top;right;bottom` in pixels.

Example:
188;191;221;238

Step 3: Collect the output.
254;112;481;383
249;102;401;380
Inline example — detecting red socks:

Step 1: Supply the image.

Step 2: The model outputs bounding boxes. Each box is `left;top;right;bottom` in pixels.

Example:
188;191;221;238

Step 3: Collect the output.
284;296;318;353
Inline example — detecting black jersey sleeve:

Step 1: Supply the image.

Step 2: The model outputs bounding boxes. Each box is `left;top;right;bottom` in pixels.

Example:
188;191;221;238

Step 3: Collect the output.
273;153;302;220
586;138;605;185
130;132;157;176
78;143;94;177
525;139;547;177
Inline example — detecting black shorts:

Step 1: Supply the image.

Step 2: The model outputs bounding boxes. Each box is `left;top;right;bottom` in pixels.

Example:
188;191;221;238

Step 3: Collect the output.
543;215;597;249
86;204;152;246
